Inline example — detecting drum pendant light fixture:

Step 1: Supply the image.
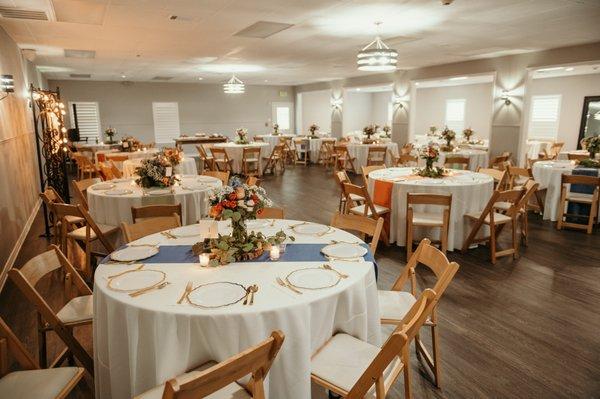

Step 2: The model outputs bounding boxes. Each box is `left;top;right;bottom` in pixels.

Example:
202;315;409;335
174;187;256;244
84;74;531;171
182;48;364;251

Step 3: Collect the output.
357;22;398;72
223;74;245;94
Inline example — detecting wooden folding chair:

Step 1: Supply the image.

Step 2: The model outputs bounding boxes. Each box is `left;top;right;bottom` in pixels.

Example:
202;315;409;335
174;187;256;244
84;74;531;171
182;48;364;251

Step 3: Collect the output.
257;207;284;219
378;238;459;389
135;331;285;399
98;162;115;180
40;188;84;246
317;138;337;168
242;147;261;176
334;145;357;173
394;154;417;167
262;144;285;175
0;316;85;398
71;154;98;180
462;189;525;263
311;289;437;399
366;146;387;166
71;178;101;210
567;153;590;162
246;176;261;186
109;160;123;178
121;214;181;243
495;180;539;245
406;194;452;259
400;143;414;155
330;212;384;255
196;145;216;171
547;142;564;159
293;137;310;165
203;170;230;186
489;154;509;169
343;182;390;244
506;165;531;189
9;246;94;374
104;154;128;172
476;167;508;191
556;174;600;234
361;165;386;188
53;203;118;280
444;156;469;170
132;204;182;223
334;170;364;213
210;147;233;172
279;137;295;164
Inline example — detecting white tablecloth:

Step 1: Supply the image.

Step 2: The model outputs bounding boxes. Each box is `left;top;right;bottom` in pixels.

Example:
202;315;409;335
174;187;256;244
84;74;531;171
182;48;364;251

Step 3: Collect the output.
532;160;577;221
255;134;295;154
368;167;494;250
526;141;550;160
557;150;597;160
87;176;221;226
96;148;160;164
212;142;271;174
93;219;380;399
437;149;489;171
122;158;197;178
346;143;399;173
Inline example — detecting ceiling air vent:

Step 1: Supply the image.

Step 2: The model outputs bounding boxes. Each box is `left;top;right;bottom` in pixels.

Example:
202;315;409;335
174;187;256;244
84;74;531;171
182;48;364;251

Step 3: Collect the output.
152;76;173;81
234;21;294;39
0;6;48;20
70;74;92;79
64;49;96;59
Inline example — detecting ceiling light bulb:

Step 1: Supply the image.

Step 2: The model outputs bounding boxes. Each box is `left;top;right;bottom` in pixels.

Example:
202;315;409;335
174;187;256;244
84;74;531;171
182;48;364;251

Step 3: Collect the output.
197;77;203;80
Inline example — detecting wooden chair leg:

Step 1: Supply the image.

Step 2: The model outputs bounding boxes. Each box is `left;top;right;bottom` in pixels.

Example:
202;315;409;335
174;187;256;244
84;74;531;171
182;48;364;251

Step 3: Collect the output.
490;222;497;264
440;224;448;255
406;219;413;259
431;323;441;388
402;348;412;399
37;313;47;368
556;189;567;230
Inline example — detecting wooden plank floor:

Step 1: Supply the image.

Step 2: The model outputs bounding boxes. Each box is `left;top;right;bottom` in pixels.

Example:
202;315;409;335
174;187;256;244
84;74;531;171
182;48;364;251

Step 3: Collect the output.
2;165;599;398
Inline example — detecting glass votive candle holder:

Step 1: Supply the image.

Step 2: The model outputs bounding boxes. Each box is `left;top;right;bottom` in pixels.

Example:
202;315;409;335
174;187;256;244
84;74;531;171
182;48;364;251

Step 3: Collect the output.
269;245;280;261
279;243;287;253
199;253;210;267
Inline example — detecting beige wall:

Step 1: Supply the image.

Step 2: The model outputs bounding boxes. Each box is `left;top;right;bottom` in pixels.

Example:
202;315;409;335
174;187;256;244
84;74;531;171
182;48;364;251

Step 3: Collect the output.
372;91;392;127
0;27;43;272
298;89;331;134
342;91;373;133
413;83;494;140
526;73;600;150
49;80;295;143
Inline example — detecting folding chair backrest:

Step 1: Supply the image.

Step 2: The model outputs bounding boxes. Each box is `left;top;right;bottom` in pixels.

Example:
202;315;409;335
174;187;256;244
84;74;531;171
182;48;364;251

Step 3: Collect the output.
330;212;384;255
109;160;122;178
203;171;230;186
444;156;469;170
72;178;101;209
121;214;181;243
342;183;378;217
243;147;261;160
397;154;417;166
131;204;182;223
53;203;115;253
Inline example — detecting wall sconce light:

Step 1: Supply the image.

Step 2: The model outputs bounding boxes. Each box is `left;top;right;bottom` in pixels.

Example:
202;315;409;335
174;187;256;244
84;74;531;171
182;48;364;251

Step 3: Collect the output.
392;95;405;108
331;97;343;109
1;74;14;101
501;90;511;105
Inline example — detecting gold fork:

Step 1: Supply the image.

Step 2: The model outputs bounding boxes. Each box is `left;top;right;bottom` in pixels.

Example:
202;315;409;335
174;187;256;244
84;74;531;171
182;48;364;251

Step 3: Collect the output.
276;277;302;294
322;264;349;279
177;281;193;304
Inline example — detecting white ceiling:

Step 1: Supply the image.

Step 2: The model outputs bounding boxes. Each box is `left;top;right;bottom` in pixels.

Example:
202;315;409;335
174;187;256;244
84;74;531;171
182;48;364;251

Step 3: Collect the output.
1;0;599;85
531;63;600;79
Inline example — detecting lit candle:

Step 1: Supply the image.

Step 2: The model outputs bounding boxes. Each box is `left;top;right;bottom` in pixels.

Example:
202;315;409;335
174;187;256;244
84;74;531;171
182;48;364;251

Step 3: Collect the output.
269;245;280;261
199;253;210;267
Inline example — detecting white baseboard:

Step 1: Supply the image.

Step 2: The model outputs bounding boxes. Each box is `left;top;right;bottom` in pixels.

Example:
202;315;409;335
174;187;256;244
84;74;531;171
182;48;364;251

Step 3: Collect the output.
0;199;41;290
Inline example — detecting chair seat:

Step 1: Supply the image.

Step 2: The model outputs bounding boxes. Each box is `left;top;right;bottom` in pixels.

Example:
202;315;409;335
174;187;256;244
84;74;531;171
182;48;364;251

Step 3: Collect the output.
67;223;118;241
311;333;401;396
349;204;389;217
410;212;444;226
135;361;250;399
243;158;259;163
57;295;93;325
0;367;83;399
349;193;365;202
378;290;416;321
465;211;512;224
566;192;595;203
494;201;512;211
64;215;85;224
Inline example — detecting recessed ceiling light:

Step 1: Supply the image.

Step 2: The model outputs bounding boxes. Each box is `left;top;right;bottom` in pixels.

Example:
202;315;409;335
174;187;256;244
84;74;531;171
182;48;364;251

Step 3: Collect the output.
565;67;574;72
415;82;420;86
197;77;203;80
198;64;264;73
536;67;564;72
449;76;468;81
356;88;361;91
121;74;126;79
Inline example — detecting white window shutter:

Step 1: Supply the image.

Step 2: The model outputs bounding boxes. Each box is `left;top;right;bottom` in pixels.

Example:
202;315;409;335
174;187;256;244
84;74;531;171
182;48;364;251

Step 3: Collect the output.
528;95;561;140
152;102;181;144
69;102;101;141
445;99;465;133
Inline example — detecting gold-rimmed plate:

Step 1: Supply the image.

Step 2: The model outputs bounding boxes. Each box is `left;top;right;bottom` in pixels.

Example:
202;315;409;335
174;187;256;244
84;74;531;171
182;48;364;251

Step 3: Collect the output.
107;269;166;292
187;282;248;308
111;245;159;262
321;243;367;259
291;223;330;235
286;268;340;290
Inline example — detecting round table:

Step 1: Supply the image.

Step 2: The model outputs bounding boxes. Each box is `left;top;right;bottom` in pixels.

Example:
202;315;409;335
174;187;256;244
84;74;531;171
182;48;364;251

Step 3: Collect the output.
93;219;380;399
255;134;295;154
532;160;577;221
346;143;399;173
87;175;222;226
437;149;489;171
212;142;270;174
367;167;494;250
96;148;160;164
557;150;597;160
122;158;197;178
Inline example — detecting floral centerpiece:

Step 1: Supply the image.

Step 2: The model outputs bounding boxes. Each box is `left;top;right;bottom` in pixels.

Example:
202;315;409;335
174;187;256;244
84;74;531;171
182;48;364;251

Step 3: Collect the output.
121;136;141;152
581;135;600;159
272;123;280;136
309;123;319;137
415;144;445;178
463;127;475;143
382;125;391;138
428;126;438;136
363;124;378;143
135;156;178;188
193;177;293;266
161;147;183;166
235;128;250;144
104;126;117;144
440;127;456;151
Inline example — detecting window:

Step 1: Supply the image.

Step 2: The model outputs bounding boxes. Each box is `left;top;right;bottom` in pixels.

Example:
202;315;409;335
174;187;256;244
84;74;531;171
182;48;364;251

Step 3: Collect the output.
445;99;465;133
152;102;181;144
272;102;293;132
69;102;100;141
528;95;561;140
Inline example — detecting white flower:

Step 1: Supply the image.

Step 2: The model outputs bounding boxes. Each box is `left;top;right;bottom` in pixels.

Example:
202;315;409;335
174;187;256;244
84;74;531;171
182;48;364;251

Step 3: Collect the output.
246;199;255;207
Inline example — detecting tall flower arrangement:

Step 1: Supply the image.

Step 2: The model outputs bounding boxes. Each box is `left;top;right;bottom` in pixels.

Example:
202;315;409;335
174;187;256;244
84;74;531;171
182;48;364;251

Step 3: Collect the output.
581;135;600;159
440;127;456;151
194;177;292;266
428;126;438;136
272;123;280;135
235;128;249;144
415;144;445;178
135;156;178;188
161;147;183;166
463;127;474;142
363;124;378;143
104;127;117;143
121;136;141;152
309;123;319;137
382;125;391;138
